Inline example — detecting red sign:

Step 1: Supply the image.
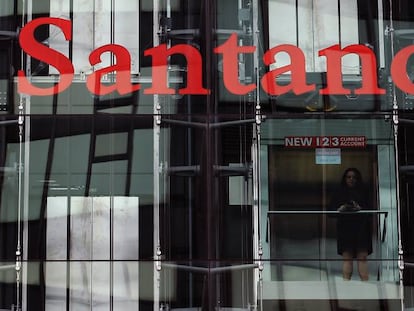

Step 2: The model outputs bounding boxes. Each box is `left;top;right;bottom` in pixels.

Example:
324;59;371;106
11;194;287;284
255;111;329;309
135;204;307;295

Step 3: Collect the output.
16;17;414;97
284;136;366;148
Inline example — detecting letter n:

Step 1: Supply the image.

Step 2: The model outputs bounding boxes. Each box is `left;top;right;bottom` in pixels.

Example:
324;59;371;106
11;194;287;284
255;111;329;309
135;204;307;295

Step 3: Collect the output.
144;44;210;95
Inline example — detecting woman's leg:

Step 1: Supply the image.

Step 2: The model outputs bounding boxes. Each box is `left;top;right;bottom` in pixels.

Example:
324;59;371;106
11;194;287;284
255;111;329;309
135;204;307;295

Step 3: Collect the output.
342;251;353;280
356;251;369;281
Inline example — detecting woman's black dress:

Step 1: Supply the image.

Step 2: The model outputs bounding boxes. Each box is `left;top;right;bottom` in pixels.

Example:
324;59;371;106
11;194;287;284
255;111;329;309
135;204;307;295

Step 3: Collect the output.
330;187;373;257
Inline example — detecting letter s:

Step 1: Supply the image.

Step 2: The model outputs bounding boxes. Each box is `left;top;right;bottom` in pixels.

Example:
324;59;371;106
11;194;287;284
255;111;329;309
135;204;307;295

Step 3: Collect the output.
18;17;74;96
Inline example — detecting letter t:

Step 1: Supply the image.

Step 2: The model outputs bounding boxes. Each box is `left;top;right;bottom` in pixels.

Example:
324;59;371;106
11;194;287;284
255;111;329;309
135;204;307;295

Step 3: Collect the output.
214;33;256;95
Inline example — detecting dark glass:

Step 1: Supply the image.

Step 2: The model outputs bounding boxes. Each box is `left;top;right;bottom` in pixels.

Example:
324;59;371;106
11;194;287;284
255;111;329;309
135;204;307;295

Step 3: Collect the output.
0;1;409;310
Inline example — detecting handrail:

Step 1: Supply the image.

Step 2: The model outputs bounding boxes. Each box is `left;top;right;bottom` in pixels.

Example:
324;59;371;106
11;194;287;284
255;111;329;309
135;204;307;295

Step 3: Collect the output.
161;263;259;273
266;210;388;243
267;210;388;216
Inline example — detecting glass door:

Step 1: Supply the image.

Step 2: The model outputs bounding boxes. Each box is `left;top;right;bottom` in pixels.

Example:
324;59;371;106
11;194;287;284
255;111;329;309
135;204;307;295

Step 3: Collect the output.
259;117;401;311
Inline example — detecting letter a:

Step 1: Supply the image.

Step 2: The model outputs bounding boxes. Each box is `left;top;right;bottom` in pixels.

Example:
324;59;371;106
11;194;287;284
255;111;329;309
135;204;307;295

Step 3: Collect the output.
86;44;140;96
261;45;315;95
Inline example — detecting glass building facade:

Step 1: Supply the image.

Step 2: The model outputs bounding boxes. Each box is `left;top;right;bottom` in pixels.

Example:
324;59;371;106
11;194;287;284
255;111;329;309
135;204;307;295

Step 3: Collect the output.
0;0;414;310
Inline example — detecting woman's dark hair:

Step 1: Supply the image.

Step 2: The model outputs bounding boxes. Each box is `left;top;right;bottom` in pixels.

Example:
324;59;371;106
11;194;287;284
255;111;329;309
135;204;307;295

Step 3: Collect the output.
340;167;363;188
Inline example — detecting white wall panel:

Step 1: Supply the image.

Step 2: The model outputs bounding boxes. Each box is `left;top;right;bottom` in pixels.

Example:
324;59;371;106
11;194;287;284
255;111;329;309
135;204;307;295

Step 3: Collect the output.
46;196;141;309
46;197;68;260
268;0;297;70
113;197;139;259
268;0;359;73
313;0;339;72
339;0;360;74
114;0;140;73
47;196;139;260
49;0;140;74
49;0;71;75
71;0;95;74
93;0;112;72
297;0;315;71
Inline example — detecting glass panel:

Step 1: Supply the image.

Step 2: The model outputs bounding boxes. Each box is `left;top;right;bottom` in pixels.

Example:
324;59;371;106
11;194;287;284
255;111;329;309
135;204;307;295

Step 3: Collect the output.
94;133;128;157
49;0;139;75
42;261;144;311
113;261;140;309
21;112;154;309
45;197;140;308
2;1;412;310
45;261;67;311
113;197;140;260
260;261;402;311
266;0;389;113
269;0;359;72
260;116;400;293
89;161;127;194
158;261;256;310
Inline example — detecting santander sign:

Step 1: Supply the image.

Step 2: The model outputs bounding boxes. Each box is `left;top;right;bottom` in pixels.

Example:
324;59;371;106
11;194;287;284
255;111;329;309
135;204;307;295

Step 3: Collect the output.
17;17;414;97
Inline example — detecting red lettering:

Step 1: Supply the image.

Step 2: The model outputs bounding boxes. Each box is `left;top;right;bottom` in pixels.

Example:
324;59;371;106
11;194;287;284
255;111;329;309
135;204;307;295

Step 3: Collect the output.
319;44;385;95
18;17;74;96
260;45;315;95
391;45;414;94
214;33;256;95
86;44;140;96
144;44;210;95
15;17;408;99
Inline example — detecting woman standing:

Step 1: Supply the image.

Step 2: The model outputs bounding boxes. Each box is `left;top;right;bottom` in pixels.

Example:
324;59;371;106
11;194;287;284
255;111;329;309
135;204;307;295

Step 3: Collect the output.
330;168;373;281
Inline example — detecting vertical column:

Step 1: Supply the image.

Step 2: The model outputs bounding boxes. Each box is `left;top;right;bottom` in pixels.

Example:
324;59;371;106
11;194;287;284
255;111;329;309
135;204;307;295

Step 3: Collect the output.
251;0;263;309
377;0;385;69
202;1;217;310
16;95;25;311
21;0;32;309
153;0;161;310
387;1;405;309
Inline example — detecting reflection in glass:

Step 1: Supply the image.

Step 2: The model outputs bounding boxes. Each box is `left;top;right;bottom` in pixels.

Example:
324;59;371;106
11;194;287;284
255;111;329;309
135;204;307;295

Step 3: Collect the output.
45;197;140;309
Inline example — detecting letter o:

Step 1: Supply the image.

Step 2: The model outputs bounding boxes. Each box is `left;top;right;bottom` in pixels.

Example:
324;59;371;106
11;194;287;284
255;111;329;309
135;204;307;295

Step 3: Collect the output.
391;45;414;94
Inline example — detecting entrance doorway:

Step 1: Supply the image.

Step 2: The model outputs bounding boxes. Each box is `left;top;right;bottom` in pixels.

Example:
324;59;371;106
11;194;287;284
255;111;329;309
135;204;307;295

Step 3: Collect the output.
267;146;377;280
